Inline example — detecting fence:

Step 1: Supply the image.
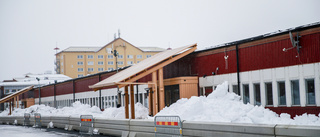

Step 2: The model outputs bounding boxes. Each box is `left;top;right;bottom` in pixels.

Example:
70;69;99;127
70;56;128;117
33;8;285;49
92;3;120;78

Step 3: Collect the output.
0;116;319;137
23;113;31;127
154;116;182;137
34;113;41;129
79;115;94;136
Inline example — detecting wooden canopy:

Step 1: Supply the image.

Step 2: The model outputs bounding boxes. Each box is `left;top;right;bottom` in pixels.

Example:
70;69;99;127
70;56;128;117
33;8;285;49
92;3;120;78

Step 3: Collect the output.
0;86;34;103
89;43;197;90
89;43;197;119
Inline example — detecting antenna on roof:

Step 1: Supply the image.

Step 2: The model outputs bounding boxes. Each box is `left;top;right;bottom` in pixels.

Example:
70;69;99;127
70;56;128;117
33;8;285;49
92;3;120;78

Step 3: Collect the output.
118;29;120;38
283;31;301;52
114;33;116;40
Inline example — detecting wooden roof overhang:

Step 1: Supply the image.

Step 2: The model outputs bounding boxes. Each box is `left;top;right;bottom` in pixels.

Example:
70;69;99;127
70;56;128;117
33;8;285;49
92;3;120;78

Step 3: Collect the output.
89;43;197;90
0;86;34;104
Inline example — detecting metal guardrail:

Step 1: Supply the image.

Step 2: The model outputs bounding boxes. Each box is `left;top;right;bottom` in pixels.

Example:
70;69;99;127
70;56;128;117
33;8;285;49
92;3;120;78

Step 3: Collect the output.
23;113;31;127
34;113;42;129
154;116;182;137
80;115;94;136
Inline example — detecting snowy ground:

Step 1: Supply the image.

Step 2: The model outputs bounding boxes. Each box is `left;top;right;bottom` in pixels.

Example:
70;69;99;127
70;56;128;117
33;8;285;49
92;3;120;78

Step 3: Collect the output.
0;124;78;137
1;81;320;126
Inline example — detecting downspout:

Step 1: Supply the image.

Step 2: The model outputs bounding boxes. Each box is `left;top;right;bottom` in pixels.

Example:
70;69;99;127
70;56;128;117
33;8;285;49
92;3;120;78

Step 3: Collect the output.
73;80;75;103
99;74;102;110
236;44;241;94
54;82;56;108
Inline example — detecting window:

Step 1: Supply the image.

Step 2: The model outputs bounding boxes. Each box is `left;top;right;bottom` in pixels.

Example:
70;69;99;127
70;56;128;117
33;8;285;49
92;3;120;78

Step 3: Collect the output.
291;80;300;105
61;62;63;66
243;84;250;104
117;61;123;65
61;56;63;59
98;68;104;71
88;61;94;65
108;61;113;65
265;82;273;106
77;74;83;78
98;61;104;65
278;81;286;105
137;61;140;63
108;55;113;59
232;85;240;95
78;68;84;72
88;68;94;72
77;55;83;59
77;61;83;65
127;55;133;59
146;55;152;58
118;55;123;59
88;55;93;59
254;83;261;106
108;68;113;71
127;61;133;65
306;79;315;105
137;55;142;59
98;55;103;59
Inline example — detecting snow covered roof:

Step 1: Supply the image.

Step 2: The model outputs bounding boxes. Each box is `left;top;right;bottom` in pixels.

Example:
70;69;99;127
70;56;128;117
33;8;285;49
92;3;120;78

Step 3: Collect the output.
201;21;320;51
61;47;101;52
138;47;165;52
0;74;71;87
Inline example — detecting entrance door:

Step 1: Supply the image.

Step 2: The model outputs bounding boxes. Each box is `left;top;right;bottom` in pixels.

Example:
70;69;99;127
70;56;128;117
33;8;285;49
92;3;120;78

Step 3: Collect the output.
164;85;180;107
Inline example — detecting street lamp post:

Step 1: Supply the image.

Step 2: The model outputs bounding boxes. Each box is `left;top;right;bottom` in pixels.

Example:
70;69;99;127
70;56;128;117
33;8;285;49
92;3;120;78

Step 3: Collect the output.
36;77;41;105
112;49;122;108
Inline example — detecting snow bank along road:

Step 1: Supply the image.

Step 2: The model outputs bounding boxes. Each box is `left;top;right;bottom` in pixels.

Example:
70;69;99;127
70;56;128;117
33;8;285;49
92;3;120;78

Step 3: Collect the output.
0;82;319;136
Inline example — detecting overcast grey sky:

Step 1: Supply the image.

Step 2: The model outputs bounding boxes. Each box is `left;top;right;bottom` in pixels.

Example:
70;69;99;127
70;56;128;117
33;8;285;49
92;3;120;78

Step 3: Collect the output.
0;0;319;81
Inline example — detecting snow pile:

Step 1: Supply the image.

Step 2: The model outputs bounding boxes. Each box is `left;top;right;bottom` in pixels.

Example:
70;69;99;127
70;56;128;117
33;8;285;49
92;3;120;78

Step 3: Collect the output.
0;102;148;119
155;81;320;126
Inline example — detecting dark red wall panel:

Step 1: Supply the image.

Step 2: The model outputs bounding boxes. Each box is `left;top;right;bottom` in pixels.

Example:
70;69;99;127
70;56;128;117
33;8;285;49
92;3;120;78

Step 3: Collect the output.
239;33;320;72
56;82;73;95
192;50;237;77
266;106;320;118
40;86;54;97
75;77;99;93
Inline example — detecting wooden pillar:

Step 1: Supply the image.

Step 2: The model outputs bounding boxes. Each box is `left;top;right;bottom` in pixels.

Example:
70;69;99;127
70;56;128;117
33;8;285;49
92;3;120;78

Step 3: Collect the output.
158;68;165;111
152;71;158;115
148;83;153;116
9;100;12;115
124;85;129;119
130;84;135;119
13;96;16;109
17;96;19;108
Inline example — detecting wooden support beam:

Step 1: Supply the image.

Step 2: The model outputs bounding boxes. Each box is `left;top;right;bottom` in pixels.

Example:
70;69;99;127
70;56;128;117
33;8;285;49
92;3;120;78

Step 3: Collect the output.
148;84;153;116
118;46;197;89
17;96;19;108
124;85;129;119
152;71;158;115
130;84;135;119
158;68;165;111
9;99;12;115
13;96;16;109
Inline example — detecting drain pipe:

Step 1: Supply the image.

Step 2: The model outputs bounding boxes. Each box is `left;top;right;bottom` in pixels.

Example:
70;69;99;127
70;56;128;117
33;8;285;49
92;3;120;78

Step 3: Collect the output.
236;44;241;93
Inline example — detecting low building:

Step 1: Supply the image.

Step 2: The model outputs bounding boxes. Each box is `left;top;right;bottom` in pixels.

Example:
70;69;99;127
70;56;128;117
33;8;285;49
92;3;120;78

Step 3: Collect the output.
0;73;71;111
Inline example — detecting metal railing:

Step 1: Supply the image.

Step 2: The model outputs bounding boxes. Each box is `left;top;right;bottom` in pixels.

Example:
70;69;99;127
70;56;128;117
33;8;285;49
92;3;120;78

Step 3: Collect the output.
79;115;94;136
154;116;182;137
34;113;41;129
23;113;31;127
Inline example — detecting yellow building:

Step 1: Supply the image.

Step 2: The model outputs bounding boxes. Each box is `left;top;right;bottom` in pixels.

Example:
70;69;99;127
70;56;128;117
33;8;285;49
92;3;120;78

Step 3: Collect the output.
55;38;165;78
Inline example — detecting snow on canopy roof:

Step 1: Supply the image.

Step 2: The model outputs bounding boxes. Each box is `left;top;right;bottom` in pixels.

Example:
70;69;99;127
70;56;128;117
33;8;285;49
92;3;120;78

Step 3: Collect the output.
89;44;197;89
138;47;165;52
0;86;33;103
